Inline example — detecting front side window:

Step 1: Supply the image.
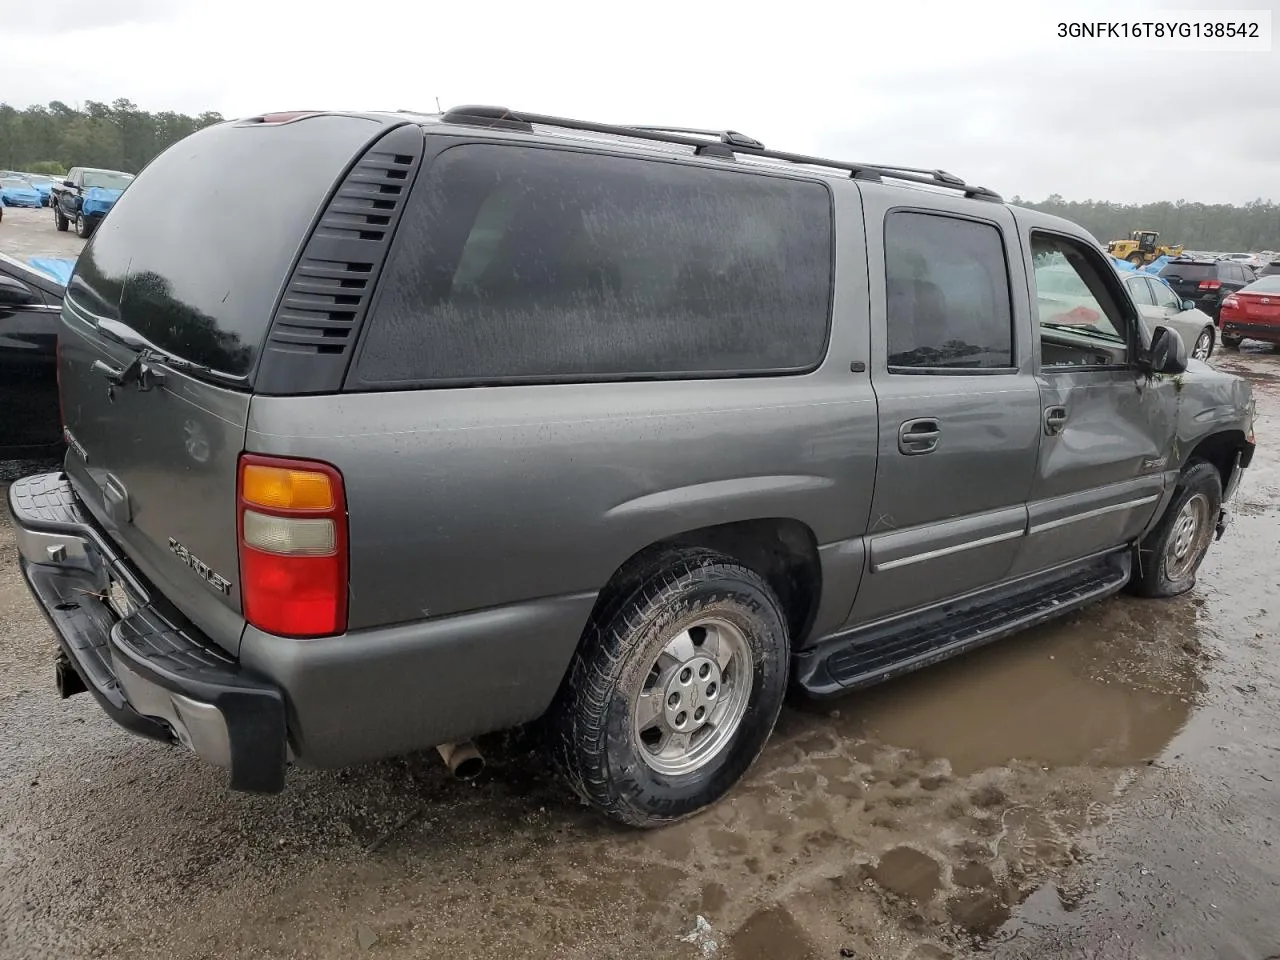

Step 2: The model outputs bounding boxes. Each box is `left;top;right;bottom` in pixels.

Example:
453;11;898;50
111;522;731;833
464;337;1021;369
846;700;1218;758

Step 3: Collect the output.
1031;233;1131;366
883;211;1014;370
355;144;834;385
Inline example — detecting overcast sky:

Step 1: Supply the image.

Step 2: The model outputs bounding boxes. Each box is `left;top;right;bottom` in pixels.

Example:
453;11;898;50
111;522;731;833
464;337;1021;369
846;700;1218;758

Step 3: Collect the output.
2;0;1275;204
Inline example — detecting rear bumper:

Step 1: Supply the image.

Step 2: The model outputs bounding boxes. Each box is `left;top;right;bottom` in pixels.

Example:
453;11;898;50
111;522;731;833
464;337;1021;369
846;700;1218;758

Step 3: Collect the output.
1222;320;1280;344
8;473;287;793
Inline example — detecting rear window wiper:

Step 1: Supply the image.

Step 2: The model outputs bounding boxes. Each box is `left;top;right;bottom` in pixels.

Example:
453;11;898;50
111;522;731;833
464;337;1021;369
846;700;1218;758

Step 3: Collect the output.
93;317;245;388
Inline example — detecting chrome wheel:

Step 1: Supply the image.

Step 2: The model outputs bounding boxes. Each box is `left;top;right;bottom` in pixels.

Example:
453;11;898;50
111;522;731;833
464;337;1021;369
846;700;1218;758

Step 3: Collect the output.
631;618;753;776
1192;329;1213;361
1165;492;1212;582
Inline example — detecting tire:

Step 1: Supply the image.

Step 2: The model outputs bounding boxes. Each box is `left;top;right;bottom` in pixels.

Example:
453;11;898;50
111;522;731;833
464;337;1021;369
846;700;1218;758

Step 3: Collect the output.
1127;253;1145;267
1222;334;1244;349
54;205;68;231
549;548;790;828
75;214;93;239
1192;327;1214;361
1128;460;1223;598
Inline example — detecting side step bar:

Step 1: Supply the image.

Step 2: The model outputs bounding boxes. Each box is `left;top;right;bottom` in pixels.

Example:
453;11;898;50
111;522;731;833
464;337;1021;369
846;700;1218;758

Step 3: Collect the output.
796;549;1132;697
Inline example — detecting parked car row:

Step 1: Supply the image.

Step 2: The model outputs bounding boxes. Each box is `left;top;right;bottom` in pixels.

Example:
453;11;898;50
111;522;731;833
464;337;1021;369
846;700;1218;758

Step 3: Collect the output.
0;168;135;240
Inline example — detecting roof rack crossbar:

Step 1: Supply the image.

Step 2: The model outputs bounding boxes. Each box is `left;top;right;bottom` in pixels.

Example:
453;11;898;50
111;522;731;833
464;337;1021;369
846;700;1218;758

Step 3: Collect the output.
439;106;1003;202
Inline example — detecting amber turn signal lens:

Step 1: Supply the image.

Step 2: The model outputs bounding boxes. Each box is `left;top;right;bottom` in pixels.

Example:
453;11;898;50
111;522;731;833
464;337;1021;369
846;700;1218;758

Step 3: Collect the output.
241;464;334;511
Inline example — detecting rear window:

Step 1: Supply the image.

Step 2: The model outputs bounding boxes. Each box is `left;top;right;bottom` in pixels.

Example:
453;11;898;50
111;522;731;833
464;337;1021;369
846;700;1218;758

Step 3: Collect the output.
1159;262;1216;281
67;115;384;379
1244;276;1280;293
353;143;834;385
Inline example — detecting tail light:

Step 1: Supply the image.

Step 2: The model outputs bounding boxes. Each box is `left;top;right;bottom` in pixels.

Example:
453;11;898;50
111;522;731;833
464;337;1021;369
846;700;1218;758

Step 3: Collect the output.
1222;294;1240;310
1199;280;1222;290
237;454;348;638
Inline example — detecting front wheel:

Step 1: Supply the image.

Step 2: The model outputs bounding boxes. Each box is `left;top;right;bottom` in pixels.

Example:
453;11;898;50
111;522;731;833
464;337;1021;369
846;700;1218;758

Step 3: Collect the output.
54;205;68;231
1127;253;1145;267
75;214;93;239
1192;327;1214;361
1129;460;1223;598
548;549;790;828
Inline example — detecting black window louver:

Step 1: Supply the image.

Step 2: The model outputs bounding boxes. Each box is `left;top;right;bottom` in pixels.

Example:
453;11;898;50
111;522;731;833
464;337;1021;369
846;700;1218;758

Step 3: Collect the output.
256;123;425;394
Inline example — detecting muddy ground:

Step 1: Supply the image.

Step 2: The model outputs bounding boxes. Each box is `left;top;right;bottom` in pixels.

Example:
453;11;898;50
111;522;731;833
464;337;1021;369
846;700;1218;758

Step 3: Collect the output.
1;208;1278;959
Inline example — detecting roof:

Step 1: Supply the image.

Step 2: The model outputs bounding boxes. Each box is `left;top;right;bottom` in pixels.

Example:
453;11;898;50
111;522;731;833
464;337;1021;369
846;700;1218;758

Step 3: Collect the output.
248;105;1005;204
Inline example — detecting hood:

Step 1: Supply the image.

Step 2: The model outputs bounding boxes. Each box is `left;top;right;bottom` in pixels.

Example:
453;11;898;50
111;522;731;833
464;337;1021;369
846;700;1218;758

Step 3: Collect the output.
83;185;124;203
81;186;125;217
0;184;40;199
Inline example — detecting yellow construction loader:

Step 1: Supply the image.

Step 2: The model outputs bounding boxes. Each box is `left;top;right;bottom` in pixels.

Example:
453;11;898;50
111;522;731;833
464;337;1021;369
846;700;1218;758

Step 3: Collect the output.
1107;229;1185;266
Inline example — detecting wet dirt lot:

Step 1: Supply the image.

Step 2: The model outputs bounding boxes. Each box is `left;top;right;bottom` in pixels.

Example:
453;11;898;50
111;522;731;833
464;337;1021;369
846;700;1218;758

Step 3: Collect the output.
1;205;1278;959
0;205;87;261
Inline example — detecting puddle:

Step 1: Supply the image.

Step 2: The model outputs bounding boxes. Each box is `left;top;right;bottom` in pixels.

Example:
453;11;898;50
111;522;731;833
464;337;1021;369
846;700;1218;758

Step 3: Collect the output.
831;594;1202;776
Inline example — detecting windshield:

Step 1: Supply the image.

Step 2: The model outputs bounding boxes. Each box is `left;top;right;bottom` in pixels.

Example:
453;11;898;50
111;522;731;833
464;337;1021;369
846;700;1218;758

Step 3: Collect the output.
1159;263;1215;281
0;177;30;188
27;175;54;185
82;171;134;190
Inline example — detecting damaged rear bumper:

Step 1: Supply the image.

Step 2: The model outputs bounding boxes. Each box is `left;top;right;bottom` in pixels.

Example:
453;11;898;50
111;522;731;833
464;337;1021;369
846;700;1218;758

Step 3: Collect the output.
8;473;288;792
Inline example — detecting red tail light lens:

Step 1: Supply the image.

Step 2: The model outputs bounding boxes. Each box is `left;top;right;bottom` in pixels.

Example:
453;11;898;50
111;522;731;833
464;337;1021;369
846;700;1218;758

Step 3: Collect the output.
1199;280;1222;290
237;454;348;638
1222;294;1240;310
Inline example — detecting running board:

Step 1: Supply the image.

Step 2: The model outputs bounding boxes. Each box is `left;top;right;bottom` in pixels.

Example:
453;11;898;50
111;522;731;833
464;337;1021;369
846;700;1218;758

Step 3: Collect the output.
795;549;1132;698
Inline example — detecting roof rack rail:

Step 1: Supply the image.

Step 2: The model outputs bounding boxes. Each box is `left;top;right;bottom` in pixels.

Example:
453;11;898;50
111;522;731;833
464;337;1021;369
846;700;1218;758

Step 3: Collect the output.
438;105;1002;201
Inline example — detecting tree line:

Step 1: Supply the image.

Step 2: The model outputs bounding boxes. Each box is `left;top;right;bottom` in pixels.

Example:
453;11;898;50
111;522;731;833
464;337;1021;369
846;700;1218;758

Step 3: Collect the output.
0;99;223;176
1010;194;1280;254
2;99;1276;253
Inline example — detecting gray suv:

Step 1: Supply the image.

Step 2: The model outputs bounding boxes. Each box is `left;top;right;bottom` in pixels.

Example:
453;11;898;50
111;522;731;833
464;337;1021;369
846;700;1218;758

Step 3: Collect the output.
9;106;1257;828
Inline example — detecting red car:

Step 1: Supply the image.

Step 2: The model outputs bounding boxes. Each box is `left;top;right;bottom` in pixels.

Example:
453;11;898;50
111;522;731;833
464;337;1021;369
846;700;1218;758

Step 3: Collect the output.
1220;276;1280;348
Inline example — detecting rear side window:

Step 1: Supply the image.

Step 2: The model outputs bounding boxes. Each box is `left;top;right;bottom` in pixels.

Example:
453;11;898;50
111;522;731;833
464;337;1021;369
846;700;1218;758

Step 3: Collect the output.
1160;262;1215;282
353;144;833;385
68;116;382;379
1126;277;1156;306
883;211;1014;370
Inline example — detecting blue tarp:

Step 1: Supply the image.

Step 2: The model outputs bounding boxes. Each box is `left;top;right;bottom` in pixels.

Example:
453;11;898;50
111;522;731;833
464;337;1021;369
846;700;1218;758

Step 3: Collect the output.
1111;256;1138;272
1141;254;1172;275
81;186;123;218
0;182;43;207
27;257;76;286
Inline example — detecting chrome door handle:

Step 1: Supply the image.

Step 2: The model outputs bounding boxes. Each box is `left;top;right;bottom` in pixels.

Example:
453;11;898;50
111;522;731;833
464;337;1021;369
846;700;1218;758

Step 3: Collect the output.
1044;406;1068;435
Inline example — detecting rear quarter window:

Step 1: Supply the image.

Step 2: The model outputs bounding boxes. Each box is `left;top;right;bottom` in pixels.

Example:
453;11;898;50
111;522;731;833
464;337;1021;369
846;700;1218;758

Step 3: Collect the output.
352;143;834;386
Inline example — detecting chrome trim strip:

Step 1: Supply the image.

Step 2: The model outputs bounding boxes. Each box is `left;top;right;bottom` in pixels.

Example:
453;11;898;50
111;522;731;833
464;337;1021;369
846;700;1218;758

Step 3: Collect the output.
1028;494;1160;535
873;528;1024;573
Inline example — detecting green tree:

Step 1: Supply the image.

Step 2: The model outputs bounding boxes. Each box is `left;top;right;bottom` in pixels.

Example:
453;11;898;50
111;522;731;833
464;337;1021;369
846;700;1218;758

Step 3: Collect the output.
0;99;223;174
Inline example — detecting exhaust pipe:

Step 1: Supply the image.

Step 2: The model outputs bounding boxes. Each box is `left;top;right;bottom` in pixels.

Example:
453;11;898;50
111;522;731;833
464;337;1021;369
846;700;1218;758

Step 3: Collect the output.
436;741;484;780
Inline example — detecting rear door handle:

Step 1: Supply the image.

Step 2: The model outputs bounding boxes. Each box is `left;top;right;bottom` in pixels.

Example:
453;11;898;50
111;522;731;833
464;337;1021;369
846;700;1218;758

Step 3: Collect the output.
1044;405;1068;435
898;417;941;455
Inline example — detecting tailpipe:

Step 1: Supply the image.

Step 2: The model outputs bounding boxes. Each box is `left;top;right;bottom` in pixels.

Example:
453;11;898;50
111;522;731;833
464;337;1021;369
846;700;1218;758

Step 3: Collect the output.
436;741;484;780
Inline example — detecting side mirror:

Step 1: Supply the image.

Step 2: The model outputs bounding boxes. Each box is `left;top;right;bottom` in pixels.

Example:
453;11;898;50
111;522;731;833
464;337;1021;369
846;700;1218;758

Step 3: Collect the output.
1181;299;1196;311
1147;325;1188;374
62;179;74;188
0;274;39;307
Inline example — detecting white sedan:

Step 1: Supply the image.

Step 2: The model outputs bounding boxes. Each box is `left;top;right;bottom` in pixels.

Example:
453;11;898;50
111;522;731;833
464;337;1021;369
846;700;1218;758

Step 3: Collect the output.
1120;272;1218;361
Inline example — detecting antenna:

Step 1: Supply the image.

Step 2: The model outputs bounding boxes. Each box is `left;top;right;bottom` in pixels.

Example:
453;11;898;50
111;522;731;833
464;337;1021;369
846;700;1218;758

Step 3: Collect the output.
435;96;442;113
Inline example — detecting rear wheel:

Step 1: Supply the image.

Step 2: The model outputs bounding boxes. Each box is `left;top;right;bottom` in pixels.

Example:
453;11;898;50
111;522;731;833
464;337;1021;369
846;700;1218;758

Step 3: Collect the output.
1129;460;1222;598
549;548;790;828
54;205;68;231
1192;327;1214;361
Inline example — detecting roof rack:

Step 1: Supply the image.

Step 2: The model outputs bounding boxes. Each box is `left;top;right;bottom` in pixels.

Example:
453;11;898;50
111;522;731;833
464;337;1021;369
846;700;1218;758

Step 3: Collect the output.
438;105;1002;202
